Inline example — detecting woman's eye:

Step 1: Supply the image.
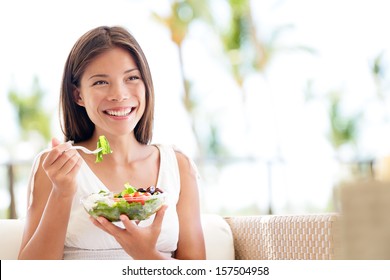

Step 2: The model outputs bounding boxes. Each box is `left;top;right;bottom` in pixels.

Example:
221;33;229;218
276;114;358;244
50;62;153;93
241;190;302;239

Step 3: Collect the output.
128;75;140;81
93;80;108;86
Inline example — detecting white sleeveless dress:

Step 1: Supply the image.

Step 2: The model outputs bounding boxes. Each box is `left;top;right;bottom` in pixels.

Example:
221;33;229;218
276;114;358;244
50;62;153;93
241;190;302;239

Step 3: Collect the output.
27;144;180;259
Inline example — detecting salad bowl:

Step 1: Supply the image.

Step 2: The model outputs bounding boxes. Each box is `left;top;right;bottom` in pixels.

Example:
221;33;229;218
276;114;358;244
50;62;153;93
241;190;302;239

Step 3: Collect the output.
82;184;165;221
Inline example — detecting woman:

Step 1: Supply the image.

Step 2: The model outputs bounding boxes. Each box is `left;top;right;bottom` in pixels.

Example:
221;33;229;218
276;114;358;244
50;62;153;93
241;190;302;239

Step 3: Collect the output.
18;26;205;260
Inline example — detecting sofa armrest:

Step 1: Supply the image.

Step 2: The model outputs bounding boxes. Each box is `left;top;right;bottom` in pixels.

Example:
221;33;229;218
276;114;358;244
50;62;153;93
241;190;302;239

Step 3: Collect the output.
224;214;339;260
201;214;235;260
0;219;24;260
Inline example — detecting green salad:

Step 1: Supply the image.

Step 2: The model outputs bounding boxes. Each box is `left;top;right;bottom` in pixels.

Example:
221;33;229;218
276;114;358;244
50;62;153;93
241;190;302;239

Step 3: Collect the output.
95;135;113;163
82;184;165;221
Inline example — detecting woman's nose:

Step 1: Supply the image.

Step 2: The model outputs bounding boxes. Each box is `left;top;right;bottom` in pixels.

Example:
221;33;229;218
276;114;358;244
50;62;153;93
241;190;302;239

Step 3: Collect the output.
108;83;129;102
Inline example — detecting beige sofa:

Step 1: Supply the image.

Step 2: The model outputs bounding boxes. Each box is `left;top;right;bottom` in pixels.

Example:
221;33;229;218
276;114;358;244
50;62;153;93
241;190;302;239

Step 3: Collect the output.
0;213;339;260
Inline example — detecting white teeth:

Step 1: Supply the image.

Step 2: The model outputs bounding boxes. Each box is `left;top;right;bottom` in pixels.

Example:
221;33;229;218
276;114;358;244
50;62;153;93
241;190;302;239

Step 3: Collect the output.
106;108;132;116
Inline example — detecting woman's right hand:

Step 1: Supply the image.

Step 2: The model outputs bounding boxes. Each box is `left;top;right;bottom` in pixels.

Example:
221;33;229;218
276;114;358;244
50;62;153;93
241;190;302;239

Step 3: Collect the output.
42;138;83;198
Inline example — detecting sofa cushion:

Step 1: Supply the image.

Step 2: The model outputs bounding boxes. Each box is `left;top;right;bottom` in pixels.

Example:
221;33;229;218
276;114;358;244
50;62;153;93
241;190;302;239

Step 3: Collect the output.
0;219;24;260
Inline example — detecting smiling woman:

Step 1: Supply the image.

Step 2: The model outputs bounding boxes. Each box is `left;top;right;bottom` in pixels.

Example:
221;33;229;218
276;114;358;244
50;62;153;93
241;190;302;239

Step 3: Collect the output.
17;25;206;260
73;47;148;141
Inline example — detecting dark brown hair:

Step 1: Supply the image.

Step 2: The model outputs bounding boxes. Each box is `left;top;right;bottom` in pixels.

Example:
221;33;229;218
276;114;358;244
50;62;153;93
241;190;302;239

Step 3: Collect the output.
60;26;154;144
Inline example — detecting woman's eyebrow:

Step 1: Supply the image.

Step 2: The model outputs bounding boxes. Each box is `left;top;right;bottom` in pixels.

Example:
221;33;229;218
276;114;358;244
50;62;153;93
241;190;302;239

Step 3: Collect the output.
88;74;108;80
88;68;140;80
124;68;140;74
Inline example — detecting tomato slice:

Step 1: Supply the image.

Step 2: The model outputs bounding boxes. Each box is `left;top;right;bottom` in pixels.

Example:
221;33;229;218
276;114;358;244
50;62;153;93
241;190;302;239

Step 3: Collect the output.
124;193;147;205
133;192;142;197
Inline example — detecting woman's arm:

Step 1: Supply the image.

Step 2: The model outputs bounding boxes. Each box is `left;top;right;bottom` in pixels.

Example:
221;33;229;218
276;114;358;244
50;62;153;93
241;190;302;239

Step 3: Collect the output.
174;151;206;260
18;140;82;259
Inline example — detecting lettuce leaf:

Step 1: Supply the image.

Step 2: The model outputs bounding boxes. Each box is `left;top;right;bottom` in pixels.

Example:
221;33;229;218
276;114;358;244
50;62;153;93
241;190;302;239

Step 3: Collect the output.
120;183;137;196
95;135;113;163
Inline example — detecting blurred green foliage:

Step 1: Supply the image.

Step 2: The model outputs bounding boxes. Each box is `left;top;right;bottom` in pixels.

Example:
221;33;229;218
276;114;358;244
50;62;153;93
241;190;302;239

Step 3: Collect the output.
8;76;51;142
327;91;361;151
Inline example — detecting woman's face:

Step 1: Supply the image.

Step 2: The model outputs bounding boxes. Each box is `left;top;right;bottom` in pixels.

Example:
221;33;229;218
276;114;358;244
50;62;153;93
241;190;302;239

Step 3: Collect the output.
76;47;146;137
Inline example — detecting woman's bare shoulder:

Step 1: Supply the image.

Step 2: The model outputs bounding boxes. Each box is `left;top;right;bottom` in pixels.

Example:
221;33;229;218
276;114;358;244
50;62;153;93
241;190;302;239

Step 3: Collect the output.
173;148;199;179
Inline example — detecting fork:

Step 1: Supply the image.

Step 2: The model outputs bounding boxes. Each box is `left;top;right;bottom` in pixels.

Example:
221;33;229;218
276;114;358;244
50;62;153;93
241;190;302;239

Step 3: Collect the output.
65;146;103;154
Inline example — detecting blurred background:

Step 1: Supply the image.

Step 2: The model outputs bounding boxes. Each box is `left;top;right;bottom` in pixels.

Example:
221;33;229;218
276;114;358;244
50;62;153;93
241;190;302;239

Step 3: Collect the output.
1;0;390;219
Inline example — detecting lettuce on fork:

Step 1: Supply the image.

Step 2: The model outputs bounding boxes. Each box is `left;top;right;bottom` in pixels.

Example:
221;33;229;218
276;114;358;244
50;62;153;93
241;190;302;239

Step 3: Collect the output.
95;135;113;163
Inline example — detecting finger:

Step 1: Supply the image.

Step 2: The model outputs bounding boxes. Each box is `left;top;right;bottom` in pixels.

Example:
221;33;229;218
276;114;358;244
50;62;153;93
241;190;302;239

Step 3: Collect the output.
52;137;61;148
43;142;73;167
94;216;123;236
89;216;112;234
90;216;106;230
66;156;83;177
58;151;82;175
45;151;76;175
120;215;138;231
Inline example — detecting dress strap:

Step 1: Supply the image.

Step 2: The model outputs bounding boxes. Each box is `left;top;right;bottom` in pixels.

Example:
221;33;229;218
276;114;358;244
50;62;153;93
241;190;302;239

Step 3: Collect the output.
155;144;181;194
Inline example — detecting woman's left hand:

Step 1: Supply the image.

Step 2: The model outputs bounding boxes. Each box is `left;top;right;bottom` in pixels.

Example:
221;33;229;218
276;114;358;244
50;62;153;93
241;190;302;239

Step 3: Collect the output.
90;205;168;259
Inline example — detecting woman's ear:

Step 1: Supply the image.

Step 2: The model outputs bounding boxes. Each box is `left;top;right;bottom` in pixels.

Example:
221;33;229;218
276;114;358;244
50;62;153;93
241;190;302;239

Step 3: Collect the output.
73;86;84;106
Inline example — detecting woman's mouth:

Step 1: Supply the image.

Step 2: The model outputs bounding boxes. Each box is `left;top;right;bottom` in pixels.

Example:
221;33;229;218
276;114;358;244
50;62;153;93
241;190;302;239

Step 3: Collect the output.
104;107;133;117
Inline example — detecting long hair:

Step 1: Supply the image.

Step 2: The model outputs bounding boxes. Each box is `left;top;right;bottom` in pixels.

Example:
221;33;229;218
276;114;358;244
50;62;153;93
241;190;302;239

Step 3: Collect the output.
59;26;154;144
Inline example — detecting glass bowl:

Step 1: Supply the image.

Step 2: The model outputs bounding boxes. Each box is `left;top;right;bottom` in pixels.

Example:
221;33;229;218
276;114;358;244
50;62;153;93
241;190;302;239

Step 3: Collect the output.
81;191;166;222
